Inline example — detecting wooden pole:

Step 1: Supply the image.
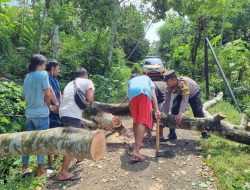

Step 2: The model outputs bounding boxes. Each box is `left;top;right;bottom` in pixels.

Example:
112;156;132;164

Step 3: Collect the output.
156;119;160;153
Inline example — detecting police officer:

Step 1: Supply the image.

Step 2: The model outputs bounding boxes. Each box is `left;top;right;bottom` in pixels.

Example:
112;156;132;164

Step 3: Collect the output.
160;70;208;141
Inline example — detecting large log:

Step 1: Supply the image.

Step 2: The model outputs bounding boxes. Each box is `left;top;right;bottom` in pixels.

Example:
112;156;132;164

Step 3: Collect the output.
160;113;226;132
0;127;106;160
93;101;130;115
92;93;250;145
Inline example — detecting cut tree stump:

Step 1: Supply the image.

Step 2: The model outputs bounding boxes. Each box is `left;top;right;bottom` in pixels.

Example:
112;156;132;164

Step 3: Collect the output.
82;114;122;131
82;114;129;136
0;127;106;160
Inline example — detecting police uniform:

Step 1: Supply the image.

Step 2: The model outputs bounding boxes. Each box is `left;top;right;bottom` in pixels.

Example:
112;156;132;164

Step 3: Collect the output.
161;71;206;140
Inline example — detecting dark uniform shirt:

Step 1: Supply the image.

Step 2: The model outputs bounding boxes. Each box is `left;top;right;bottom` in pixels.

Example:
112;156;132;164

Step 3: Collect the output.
48;74;62;127
49;74;61;104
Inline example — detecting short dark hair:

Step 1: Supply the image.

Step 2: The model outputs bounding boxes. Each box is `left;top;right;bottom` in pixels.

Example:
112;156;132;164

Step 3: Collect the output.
75;68;88;78
28;54;47;72
130;73;141;79
46;60;60;72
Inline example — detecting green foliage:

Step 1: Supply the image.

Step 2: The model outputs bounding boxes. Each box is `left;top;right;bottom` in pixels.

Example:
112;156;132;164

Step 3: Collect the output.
202;101;250;190
207;101;241;125
117;5;150;62
92;65;131;103
0;82;43;189
0;82;25;133
155;0;250;116
0;82;25;184
203;135;250;190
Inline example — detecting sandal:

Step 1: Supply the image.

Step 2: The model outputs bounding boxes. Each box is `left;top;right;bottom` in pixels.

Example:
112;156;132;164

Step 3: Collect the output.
76;159;83;164
130;153;146;162
21;169;32;176
56;172;81;181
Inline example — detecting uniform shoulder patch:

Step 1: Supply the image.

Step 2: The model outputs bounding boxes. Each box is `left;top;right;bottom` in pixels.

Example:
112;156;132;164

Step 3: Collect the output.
178;81;190;96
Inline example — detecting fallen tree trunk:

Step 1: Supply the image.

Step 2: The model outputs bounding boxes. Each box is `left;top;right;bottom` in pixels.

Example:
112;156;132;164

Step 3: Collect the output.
160;113;226;132
0;127;106;160
93;93;250;145
201;92;250;144
93;101;130;115
203;92;224;117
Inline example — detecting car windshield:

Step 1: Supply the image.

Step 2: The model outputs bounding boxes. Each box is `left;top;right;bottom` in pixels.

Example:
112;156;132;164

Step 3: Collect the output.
144;58;163;66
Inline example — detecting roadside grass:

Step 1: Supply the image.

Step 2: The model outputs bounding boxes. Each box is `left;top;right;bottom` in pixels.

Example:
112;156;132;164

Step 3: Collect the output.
207;101;241;125
0;156;63;190
202;101;250;190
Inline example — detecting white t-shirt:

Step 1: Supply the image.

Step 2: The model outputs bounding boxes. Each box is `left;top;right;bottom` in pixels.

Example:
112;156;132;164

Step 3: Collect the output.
59;78;95;119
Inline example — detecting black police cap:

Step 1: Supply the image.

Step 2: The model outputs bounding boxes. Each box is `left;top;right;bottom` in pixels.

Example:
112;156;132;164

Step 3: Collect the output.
163;70;177;81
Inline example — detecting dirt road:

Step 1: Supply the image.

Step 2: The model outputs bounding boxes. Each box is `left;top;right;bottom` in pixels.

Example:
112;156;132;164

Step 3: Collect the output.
46;116;216;190
46;81;216;190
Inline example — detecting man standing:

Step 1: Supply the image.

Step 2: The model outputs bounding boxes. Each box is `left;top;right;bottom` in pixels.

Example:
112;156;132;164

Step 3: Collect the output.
46;60;63;168
161;70;208;141
22;54;56;177
127;74;161;161
46;60;63;128
58;68;94;181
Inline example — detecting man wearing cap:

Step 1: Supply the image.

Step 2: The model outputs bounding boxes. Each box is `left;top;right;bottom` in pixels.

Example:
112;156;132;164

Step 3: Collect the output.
160;70;208;141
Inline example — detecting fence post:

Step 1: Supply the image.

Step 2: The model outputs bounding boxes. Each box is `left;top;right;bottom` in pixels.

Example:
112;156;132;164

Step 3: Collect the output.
204;39;209;100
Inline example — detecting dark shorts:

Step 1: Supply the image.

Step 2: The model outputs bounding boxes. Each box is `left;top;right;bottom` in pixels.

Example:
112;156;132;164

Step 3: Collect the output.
49;113;63;128
61;116;85;128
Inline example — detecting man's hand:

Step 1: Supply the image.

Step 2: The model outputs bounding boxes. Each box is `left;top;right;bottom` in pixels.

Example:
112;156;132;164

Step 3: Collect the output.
49;103;59;114
53;104;59;114
155;110;161;120
175;112;183;125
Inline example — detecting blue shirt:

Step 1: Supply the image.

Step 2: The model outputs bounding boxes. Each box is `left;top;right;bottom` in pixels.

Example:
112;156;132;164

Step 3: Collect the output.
127;75;155;101
23;71;50;118
48;74;61;103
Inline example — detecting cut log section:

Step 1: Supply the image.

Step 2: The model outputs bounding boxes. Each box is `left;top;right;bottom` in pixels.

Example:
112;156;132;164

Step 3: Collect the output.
0;127;106;160
82;114;122;131
82;114;129;136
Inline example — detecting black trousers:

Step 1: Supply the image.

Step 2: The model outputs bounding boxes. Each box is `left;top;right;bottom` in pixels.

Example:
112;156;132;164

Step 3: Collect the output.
170;91;204;133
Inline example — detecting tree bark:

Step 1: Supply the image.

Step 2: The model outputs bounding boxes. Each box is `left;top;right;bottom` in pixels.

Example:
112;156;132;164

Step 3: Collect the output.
82;114;122;131
0;127;106;160
82;114;129;136
51;24;60;58
93;101;130;115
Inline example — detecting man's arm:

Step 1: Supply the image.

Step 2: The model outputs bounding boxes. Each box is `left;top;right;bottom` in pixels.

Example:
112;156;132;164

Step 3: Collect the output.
49;87;59;113
175;95;189;125
44;88;52;108
86;88;94;103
